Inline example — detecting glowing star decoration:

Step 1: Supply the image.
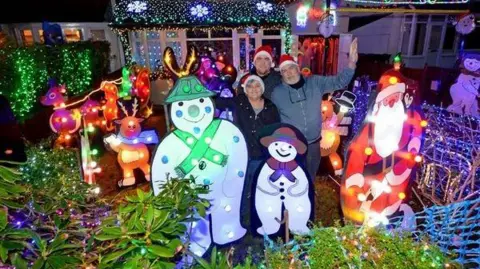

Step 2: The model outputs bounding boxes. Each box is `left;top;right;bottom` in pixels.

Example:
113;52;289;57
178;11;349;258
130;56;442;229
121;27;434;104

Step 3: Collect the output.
104;97;159;187
127;1;147;13
253;126;313;236
341;69;426;229
151;45;248;257
320;91;356;176
40;84;81;144
256;1;273;13
296;6;309;27
453;13;475;35
190;4;209;18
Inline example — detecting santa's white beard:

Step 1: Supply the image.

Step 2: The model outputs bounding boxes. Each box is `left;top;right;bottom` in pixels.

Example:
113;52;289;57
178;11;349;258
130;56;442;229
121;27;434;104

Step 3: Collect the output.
373;101;405;158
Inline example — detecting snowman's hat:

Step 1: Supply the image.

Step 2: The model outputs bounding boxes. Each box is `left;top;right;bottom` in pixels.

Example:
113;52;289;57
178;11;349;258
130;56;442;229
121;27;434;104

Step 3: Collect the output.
164;76;216;104
260;127;307;154
334;90;356;110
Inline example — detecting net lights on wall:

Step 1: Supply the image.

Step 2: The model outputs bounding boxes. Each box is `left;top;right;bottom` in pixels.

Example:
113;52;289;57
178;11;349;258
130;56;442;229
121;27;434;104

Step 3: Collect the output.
344;0;468;4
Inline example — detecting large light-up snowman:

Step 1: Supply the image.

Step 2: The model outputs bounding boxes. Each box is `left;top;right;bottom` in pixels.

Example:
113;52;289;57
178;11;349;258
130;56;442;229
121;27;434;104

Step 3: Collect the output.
151;46;248;257
254;126;313;236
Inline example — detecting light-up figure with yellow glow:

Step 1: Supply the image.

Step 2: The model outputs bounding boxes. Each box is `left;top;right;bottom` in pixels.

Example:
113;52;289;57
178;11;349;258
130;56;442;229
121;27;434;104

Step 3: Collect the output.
320;92;355;176
341;69;426;228
151;46;248;257
104;97;159;187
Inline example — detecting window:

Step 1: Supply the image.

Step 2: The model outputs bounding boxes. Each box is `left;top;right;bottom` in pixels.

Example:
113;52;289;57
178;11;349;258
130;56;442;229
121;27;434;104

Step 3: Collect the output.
413;24;426;55
211;29;232;38
186;40;233;63
401;24;411;55
263;30;280;36
133;32;146;67
21;29;34;46
262;39;281;65
166;31;178;38
147;31;161;69
404;15;413;23
90;30;106;41
186;30;208;39
64;29;83;42
443;25;456;51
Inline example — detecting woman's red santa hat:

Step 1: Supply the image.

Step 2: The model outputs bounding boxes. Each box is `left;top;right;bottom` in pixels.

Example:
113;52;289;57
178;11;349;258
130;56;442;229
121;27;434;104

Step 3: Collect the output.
253;45;275;67
375;69;406;103
241;74;265;93
278;54;298;70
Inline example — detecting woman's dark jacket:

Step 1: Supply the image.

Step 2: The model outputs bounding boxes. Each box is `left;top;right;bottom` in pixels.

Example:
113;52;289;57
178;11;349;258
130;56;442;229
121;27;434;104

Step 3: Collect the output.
214;94;280;160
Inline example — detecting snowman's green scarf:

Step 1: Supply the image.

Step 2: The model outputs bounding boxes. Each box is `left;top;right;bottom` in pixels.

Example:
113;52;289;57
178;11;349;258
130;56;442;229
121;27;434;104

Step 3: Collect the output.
173;119;228;178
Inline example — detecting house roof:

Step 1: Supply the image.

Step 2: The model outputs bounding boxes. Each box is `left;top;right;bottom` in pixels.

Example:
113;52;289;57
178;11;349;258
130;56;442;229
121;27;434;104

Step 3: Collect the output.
110;0;290;32
0;0;111;24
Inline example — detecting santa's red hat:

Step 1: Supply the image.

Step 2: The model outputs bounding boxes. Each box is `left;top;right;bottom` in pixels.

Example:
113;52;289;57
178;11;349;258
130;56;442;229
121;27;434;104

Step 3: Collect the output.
454;13;472;23
375;69;406;103
253;46;274;66
241;74;265;93
278;54;298;70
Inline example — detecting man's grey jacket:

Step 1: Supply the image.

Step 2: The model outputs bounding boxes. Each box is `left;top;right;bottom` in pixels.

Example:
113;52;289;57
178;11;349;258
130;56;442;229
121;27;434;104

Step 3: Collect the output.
271;68;355;144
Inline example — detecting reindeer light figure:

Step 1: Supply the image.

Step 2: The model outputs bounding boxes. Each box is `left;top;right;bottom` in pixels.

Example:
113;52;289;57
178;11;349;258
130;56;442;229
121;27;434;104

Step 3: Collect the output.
41;84;81;143
104;97;159;187
320;92;355;175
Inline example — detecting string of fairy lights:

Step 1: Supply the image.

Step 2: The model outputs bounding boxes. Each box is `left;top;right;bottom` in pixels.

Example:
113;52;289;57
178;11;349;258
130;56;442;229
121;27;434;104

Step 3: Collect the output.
0;42;110;121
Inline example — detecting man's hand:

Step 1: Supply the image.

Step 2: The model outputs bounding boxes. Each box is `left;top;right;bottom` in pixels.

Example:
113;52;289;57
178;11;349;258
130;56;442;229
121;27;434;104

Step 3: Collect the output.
348;38;358;69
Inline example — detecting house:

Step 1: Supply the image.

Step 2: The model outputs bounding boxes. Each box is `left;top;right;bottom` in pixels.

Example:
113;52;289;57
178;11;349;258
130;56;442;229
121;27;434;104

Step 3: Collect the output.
0;0;125;72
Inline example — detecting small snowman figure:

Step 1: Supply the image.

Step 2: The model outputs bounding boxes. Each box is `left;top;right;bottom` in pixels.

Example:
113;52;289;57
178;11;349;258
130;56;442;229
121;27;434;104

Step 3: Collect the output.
254;126;313;236
151;46;248;257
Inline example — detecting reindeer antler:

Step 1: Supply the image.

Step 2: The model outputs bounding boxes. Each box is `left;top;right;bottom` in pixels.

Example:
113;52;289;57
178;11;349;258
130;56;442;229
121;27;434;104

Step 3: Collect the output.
117;100;130;117
131;97;139;117
163;47;182;79
182;45;200;75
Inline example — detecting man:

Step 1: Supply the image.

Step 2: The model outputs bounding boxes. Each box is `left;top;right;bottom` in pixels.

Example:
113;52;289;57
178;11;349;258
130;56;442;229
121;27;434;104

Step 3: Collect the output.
237;45;282;100
271;38;358;180
341;69;425;228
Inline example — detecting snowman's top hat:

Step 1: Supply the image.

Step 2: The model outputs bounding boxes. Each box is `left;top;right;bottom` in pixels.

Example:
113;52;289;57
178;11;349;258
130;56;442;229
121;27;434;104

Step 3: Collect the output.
164;76;216;104
260;127;307;155
334;90;356;110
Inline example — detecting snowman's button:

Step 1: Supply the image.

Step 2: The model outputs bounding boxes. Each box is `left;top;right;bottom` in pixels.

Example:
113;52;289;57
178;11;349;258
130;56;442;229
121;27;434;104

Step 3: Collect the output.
183;86;190;93
280;188;285;192
161;155;169;164
280;195;285;200
280;182;284;186
233;136;240;143
237;171;245;177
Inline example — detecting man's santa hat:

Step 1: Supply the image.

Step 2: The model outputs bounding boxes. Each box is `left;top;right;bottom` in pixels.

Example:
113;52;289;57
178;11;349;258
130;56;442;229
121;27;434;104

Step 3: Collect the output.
253;45;275;67
278;54;298;70
375;69;406;103
241;74;265;93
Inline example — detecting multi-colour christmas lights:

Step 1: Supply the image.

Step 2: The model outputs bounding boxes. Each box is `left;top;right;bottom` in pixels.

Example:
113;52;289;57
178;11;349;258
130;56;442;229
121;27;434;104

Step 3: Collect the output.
344;0;468;4
0;42;110;121
110;0;290;32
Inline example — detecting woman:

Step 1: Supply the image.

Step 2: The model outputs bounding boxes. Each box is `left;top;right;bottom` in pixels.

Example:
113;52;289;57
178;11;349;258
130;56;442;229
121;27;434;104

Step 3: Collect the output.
215;74;280;230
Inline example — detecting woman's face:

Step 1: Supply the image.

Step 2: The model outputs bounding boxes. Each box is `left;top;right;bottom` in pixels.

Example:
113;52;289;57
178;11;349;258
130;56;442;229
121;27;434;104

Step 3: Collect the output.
245;80;263;100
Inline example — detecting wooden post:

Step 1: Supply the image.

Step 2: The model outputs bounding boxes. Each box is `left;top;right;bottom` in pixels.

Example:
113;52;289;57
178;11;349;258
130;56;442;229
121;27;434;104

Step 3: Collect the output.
275;209;290;243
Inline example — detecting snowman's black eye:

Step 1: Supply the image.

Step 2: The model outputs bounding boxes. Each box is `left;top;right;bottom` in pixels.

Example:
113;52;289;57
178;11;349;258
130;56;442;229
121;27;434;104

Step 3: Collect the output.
289;145;292;149
275;143;278;146
178;102;184;106
199;98;204;103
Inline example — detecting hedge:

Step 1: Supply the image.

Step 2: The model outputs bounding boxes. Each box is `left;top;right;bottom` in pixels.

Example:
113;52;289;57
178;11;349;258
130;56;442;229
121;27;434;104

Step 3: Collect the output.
0;41;110;121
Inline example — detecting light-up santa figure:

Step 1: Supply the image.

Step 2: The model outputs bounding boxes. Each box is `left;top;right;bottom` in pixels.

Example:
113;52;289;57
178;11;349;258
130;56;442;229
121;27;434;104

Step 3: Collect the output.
151;46;248;257
341;69;426;228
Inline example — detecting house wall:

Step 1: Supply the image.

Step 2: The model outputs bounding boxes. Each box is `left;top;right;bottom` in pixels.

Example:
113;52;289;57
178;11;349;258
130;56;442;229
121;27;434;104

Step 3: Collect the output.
349;14;403;55
2;22;124;72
